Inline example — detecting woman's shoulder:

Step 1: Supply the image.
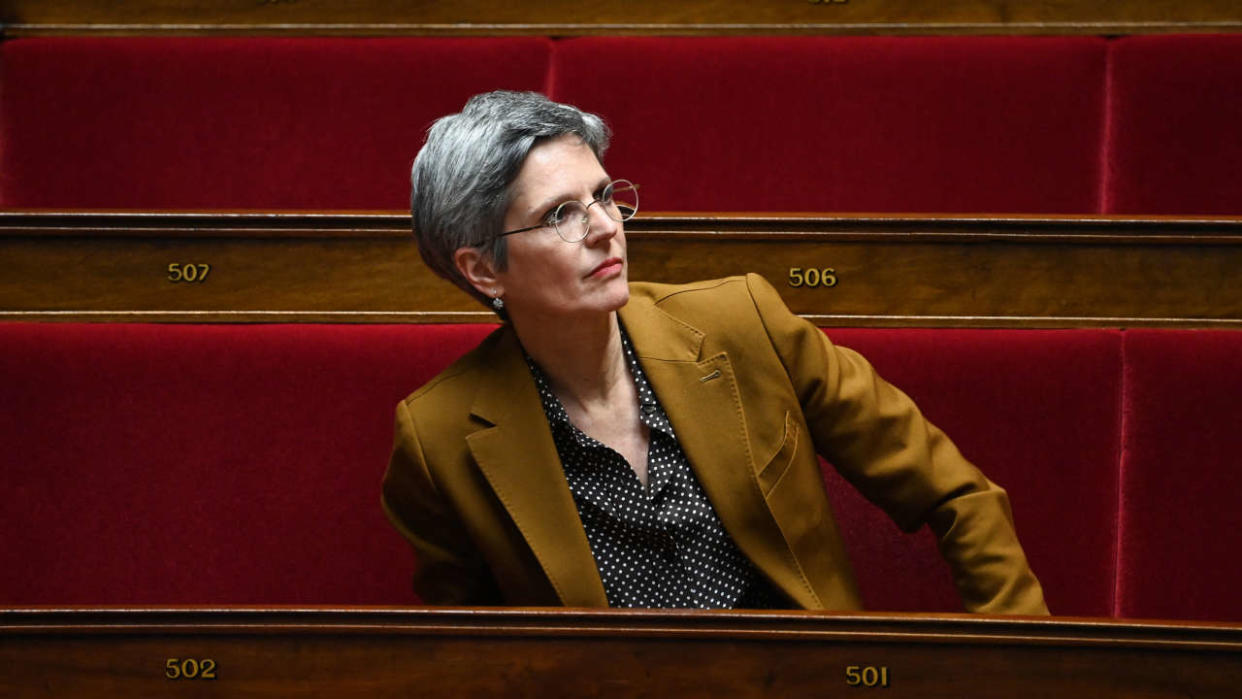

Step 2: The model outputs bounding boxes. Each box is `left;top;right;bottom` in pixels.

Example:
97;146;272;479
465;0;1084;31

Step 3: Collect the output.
630;274;750;304
400;324;511;417
628;273;784;327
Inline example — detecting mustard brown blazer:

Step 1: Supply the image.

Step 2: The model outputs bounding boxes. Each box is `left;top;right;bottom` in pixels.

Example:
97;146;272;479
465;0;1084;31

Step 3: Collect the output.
382;274;1048;614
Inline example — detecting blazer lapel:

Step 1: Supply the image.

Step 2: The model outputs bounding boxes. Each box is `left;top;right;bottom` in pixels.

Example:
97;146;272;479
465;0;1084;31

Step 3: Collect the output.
465;328;608;607
621;296;822;609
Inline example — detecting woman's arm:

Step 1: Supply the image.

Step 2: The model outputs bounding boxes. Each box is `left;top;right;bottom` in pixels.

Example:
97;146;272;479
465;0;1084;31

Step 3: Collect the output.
745;273;1048;614
381;400;501;605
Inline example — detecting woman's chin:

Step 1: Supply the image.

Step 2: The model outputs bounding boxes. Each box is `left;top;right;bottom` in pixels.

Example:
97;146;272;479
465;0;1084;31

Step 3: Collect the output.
598;277;631;311
574;280;630;316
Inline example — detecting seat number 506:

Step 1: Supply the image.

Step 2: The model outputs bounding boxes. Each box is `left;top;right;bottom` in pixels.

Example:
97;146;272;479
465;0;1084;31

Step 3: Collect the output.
787;267;837;288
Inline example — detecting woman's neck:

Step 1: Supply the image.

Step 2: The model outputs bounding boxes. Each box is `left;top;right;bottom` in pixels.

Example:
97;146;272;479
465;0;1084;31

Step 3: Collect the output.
512;310;627;408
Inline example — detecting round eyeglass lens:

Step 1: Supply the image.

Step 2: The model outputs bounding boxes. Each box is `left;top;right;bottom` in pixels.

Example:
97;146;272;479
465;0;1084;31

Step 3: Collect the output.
550;180;640;242
551;201;592;242
609;180;639;222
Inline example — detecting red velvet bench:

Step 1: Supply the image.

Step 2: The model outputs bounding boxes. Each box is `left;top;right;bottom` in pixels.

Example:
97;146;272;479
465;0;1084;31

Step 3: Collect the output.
6;34;1242;215
3;34;1242;620
549;36;1106;215
0;37;554;210
1;323;493;605
1107;35;1242;215
3;34;1240;216
1116;330;1242;621
8;321;1232;621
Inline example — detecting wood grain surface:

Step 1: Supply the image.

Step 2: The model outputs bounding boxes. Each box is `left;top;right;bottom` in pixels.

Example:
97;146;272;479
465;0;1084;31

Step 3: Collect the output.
2;211;1240;327
3;608;1242;697
3;0;1241;36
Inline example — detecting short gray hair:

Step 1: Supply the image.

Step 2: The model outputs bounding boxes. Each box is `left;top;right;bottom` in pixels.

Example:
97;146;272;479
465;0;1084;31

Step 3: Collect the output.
410;91;611;308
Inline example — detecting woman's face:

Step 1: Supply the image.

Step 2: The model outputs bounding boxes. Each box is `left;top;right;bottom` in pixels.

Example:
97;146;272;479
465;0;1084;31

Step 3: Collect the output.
493;134;630;322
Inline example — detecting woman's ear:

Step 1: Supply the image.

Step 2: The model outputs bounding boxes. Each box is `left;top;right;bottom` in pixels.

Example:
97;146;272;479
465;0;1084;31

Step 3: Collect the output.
453;246;503;299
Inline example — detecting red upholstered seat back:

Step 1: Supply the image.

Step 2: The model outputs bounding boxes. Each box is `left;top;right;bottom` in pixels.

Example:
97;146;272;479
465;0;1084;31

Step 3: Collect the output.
0;323;496;604
9;34;1242;216
2;35;1111;213
549;36;1108;215
822;329;1122;617
0;37;552;210
2;322;1131;615
1106;35;1242;215
1117;330;1242;621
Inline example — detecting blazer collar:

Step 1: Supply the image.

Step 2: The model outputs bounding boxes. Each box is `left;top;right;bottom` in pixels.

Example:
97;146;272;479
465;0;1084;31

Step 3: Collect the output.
618;291;705;362
465;327;607;607
622;291;823;609
465;291;818;609
462;299;704;608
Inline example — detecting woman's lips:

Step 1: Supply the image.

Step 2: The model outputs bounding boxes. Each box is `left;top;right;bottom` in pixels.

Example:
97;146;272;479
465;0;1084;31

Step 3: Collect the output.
587;257;624;279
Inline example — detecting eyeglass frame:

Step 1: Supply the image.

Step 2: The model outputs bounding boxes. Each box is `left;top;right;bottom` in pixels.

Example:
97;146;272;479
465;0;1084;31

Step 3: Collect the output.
495;179;638;243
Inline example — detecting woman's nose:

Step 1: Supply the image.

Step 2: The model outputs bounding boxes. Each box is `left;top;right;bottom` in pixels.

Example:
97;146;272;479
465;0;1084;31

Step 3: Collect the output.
583;201;619;244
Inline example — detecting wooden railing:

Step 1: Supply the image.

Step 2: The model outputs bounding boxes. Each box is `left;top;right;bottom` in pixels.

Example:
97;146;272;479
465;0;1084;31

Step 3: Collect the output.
3;608;1241;696
2;211;1240;327
3;0;1241;37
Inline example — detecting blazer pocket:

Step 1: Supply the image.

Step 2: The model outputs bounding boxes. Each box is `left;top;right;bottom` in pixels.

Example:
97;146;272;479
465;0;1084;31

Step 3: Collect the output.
757;411;800;496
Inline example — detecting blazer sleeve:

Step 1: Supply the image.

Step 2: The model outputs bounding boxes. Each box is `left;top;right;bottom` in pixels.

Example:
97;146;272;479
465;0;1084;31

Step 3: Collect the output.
381;399;501;605
745;274;1049;615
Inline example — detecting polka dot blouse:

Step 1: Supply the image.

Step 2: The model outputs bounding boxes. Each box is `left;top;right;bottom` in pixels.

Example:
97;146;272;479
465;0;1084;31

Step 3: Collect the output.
524;327;781;609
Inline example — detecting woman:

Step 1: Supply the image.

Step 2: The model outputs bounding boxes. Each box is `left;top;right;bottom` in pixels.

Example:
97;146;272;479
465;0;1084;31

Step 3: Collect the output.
383;91;1047;613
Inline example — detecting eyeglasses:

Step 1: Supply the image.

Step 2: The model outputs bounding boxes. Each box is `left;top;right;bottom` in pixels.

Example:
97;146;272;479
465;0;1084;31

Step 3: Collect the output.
498;179;638;243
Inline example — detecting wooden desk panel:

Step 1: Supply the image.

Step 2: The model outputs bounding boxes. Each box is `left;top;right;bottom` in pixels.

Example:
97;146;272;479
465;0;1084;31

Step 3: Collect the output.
2;212;1241;327
3;608;1242;697
3;0;1241;37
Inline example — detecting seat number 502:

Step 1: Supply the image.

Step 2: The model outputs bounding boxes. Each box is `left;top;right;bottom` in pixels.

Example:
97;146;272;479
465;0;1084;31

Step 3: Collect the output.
788;267;837;288
165;658;217;680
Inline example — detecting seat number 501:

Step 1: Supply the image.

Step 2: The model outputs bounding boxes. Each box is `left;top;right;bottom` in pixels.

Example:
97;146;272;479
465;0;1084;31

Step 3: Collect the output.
845;664;889;688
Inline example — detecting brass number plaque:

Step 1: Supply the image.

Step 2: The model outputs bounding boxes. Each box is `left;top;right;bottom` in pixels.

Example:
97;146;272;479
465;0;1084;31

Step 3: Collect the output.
164;658;218;680
845;665;889;688
167;263;211;283
787;267;838;288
